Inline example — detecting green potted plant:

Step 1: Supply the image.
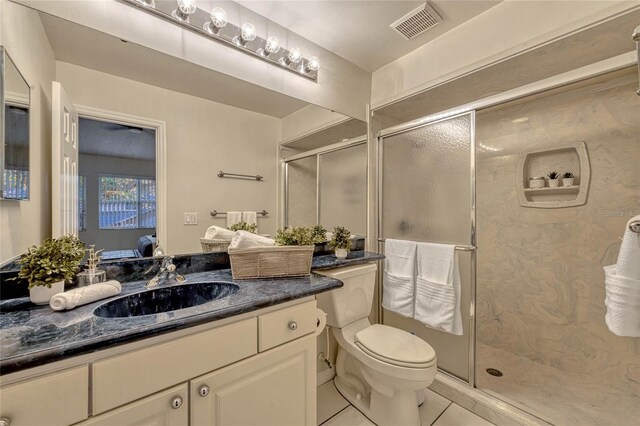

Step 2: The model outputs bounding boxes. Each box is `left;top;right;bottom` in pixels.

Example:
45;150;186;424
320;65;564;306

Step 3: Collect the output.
310;225;327;244
547;171;560;188
229;221;258;234
562;172;575;187
15;235;86;304
274;226;315;246
329;226;351;259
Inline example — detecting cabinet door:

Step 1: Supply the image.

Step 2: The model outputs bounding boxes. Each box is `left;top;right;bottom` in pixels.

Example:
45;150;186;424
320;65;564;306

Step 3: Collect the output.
78;384;188;426
191;335;316;426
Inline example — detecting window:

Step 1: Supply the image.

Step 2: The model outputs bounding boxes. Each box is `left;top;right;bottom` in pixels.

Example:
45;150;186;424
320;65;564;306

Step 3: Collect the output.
2;169;29;199
78;176;86;231
99;175;156;229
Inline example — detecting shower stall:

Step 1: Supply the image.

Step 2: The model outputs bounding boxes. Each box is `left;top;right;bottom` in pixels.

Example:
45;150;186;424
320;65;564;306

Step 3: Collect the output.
374;67;640;425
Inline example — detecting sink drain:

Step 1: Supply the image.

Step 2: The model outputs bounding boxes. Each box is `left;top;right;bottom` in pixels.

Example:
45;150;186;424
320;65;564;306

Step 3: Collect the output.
486;368;503;377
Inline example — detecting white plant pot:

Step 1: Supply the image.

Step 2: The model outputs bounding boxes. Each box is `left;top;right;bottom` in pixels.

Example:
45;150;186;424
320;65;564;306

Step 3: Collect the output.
29;280;64;305
548;179;560;188
562;177;575;187
335;248;348;259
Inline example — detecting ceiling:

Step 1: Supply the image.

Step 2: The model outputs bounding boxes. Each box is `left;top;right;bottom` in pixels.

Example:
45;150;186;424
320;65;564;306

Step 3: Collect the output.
79;118;156;161
39;13;309;118
235;0;502;72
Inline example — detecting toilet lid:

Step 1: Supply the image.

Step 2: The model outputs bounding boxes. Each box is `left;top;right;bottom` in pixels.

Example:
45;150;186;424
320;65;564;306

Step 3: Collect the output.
354;324;436;368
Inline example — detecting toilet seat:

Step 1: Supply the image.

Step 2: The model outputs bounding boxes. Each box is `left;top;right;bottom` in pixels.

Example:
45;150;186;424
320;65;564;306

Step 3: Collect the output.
354;324;436;368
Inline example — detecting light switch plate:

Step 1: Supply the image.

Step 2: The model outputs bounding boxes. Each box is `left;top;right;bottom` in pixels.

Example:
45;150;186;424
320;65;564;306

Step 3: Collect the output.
184;212;198;225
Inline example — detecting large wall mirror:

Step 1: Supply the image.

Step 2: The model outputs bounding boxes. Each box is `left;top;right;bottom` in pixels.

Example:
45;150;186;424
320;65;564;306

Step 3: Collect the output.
0;47;31;200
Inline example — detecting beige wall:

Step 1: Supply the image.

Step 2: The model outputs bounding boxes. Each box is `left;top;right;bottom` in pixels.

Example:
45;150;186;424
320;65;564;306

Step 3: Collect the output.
475;69;640;423
56;61;281;255
0;0;56;264
281;105;351;143
371;0;639;108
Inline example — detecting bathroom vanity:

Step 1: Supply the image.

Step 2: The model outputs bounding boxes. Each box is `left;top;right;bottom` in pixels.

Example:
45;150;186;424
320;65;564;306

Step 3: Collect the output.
0;252;383;426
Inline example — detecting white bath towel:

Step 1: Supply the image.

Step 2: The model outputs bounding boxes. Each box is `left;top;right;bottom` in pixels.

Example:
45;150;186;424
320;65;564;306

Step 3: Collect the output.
615;215;640;281
382;239;417;318
414;242;463;335
49;280;122;311
226;211;242;228
242;211;258;228
604;265;640;337
229;230;275;249
204;225;236;240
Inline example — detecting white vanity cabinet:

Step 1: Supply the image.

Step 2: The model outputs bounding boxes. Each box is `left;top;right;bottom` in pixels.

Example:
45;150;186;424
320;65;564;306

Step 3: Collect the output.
0;299;317;426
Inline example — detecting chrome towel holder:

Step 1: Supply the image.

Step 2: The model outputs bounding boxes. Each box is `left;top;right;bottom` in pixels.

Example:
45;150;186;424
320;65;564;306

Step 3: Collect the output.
217;171;263;181
629;220;640;233
210;210;269;217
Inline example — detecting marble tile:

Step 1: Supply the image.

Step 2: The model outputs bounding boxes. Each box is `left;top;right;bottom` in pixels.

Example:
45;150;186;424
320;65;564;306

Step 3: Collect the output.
420;388;452;426
321;406;375;426
433;404;495;426
317;381;349;426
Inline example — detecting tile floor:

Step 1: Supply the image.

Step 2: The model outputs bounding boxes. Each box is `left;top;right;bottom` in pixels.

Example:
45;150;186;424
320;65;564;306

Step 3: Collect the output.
318;381;494;426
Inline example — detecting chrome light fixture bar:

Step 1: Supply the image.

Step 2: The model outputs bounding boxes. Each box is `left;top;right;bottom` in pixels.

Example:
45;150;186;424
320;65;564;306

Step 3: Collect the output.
123;0;319;82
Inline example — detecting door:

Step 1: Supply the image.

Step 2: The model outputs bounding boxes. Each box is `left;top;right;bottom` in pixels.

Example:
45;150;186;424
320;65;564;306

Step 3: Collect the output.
191;335;316;426
52;81;79;237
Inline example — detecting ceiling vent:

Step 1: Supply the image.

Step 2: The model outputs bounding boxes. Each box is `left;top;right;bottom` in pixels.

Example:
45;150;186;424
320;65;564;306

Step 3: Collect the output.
390;2;443;40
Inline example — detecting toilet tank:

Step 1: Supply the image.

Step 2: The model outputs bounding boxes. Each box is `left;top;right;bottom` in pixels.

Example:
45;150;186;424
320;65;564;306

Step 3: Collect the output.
315;263;377;328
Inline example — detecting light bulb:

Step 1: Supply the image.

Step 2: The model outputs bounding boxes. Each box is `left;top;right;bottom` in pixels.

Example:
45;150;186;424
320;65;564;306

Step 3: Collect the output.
210;7;227;28
287;48;302;64
173;0;196;22
306;56;319;71
265;36;280;54
241;23;257;42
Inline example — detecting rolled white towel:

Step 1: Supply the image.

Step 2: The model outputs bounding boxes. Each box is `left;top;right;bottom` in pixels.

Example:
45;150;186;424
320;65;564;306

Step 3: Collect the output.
229;230;275;249
204;225;235;240
49;280;122;311
603;265;640;337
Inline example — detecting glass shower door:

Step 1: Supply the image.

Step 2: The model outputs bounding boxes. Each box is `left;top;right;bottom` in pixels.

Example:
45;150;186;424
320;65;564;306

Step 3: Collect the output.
379;112;474;381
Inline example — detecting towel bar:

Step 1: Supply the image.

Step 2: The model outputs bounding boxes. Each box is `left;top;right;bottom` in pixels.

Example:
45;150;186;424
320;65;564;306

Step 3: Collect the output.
210;210;269;217
377;238;476;251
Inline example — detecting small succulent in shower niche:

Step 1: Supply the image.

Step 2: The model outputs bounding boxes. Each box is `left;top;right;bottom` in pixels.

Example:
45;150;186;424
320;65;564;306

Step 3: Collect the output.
229;221;257;234
562;172;574;179
547;171;560;180
310;225;328;244
274;227;315;246
562;172;575;187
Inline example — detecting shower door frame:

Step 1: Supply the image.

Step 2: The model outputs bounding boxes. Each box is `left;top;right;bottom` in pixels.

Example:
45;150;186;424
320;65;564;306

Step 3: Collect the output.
375;111;477;386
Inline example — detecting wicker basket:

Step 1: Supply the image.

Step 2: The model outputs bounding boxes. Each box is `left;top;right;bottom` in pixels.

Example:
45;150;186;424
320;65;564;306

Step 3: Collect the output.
200;238;232;253
228;245;314;279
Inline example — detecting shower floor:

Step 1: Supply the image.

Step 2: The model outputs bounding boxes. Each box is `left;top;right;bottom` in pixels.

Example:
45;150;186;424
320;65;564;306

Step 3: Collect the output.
476;343;640;426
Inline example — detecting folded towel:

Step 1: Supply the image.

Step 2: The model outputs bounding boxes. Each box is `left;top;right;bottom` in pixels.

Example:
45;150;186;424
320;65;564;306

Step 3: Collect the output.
604;265;640;337
242;211;258;228
204;225;236;240
229;231;275;249
49;280;122;311
226;211;242;228
414;242;462;335
382;239;417;318
615;215;640;281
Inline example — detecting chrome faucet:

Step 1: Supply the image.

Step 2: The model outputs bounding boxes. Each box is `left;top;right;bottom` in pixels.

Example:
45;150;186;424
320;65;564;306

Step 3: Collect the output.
146;255;186;288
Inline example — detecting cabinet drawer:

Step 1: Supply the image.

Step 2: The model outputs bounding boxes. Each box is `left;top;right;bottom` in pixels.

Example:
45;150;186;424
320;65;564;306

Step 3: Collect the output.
0;366;88;426
92;318;257;415
79;383;188;426
259;301;316;351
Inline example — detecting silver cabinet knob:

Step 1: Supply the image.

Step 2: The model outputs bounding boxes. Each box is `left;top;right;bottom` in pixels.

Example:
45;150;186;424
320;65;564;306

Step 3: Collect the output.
0;417;11;426
198;385;210;397
288;321;298;330
171;396;184;409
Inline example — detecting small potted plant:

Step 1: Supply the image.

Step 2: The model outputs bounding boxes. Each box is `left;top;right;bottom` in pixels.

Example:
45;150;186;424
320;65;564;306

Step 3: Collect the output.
562;172;575;187
15;235;85;304
547;171;560;188
329;226;351;259
229;221;258;234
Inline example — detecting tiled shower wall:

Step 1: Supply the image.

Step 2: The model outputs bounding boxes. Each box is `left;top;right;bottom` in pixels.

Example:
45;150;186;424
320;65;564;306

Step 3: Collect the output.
475;68;640;423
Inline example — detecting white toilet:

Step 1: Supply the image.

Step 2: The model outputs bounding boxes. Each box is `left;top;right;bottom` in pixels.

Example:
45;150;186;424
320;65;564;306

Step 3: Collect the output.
316;263;437;426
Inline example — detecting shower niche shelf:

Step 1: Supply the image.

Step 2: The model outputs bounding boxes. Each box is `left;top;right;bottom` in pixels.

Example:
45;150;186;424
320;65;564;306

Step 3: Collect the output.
516;142;590;209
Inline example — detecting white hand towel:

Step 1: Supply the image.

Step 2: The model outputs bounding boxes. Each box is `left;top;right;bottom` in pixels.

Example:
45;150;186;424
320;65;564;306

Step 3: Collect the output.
49;280;122;311
615;215;640;280
414;242;462;335
242;211;258;228
226;211;242;228
604;265;640;337
229;230;275;249
204;225;236;240
382;239;417;318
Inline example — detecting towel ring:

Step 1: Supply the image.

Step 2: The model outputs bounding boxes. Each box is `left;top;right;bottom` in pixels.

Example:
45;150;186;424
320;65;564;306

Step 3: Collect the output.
629;220;640;234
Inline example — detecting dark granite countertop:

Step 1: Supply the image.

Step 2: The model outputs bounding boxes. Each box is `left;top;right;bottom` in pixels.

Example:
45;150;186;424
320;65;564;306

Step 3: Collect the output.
0;251;383;375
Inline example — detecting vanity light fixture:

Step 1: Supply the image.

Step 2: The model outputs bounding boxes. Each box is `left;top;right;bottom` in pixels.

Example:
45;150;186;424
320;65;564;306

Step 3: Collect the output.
120;0;319;82
204;7;227;35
